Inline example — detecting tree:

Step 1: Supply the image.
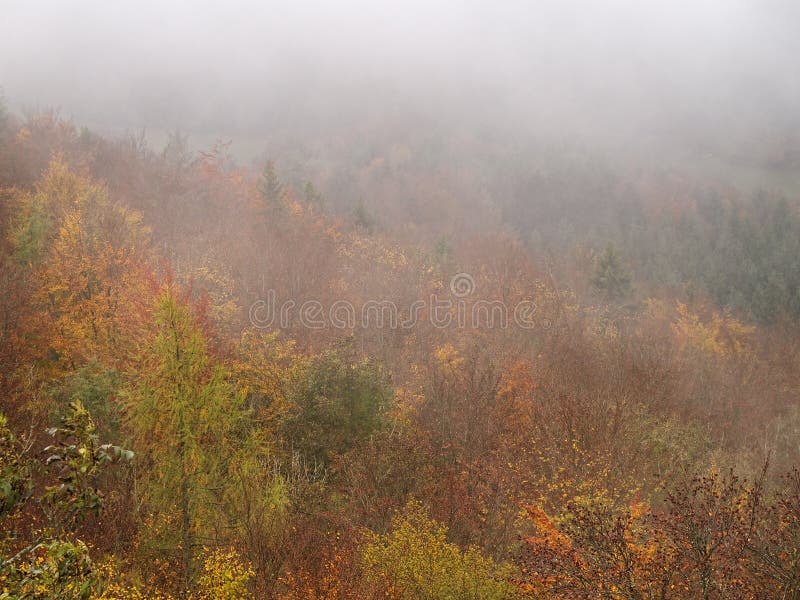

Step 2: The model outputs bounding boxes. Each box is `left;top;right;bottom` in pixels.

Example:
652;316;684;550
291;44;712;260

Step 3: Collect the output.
257;160;285;210
661;469;763;599
282;346;392;466
195;547;254;600
303;181;323;210
521;468;773;599
162;128;192;171
8;159;151;375
125;290;248;594
591;243;632;300
0;402;131;600
42;400;133;530
361;501;518;599
522;495;677;599
353;198;375;232
750;468;800;596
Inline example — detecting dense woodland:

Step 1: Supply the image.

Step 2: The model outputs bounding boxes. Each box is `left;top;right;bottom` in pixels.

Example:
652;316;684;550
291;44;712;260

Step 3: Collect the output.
2;92;800;600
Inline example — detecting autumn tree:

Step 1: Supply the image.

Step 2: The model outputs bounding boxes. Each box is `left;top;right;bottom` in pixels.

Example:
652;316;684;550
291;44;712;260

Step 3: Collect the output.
125;289;248;594
360;501;518;600
521;495;677;599
7;159;151;385
749;468;800;596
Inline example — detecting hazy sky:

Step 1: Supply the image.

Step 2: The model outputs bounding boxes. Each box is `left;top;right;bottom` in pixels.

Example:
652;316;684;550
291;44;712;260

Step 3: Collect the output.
2;0;798;153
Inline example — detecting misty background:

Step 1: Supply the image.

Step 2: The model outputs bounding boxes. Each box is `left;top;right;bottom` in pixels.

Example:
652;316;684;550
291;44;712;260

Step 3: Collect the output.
2;0;799;169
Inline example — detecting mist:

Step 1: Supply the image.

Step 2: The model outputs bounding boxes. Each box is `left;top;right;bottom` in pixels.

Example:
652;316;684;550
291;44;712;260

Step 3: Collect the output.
6;2;800;596
3;0;799;163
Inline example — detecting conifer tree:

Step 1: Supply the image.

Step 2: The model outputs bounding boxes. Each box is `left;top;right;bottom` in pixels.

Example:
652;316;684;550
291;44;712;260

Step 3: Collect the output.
353;197;375;232
126;290;248;592
257;160;285;210
591;243;632;300
303;180;323;209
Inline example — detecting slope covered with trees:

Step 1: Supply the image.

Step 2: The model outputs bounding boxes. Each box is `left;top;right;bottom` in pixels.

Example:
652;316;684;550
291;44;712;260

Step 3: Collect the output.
2;104;800;599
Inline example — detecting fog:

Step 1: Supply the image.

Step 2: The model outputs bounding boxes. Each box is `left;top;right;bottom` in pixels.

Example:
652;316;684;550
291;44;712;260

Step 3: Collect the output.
2;0;799;164
6;5;800;594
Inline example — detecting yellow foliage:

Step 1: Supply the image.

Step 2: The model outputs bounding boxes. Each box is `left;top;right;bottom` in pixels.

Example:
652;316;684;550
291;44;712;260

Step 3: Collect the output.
672;301;754;356
433;343;464;372
193;547;254;600
361;501;518;599
524;491;678;599
9;159;152;377
94;557;175;600
231;329;307;425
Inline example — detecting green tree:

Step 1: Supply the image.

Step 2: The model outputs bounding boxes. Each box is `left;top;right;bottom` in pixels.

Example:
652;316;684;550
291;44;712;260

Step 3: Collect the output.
50;361;122;442
591;242;632;300
125;290;248;593
257;160;285;210
353;197;376;232
8;188;51;268
283;347;392;466
303;181;323;210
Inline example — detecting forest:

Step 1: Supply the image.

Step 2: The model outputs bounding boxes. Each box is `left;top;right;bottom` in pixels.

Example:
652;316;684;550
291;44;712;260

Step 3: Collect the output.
2;1;800;598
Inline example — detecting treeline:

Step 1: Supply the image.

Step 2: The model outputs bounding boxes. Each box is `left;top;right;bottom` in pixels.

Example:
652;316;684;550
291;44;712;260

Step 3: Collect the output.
1;107;800;598
251;114;800;325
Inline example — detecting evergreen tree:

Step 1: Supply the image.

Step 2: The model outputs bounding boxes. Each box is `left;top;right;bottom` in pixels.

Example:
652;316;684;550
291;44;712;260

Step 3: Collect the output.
353;197;375;232
591;243;632;300
303;180;323;210
283;347;391;466
433;236;452;262
257;160;285;210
